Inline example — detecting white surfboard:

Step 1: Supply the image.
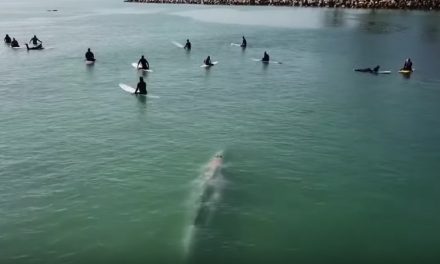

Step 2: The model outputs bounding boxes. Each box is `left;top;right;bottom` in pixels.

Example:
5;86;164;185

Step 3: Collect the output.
11;46;23;49
353;69;392;74
131;63;153;72
230;43;241;47
172;41;184;48
252;58;282;64
119;83;159;98
85;60;95;65
200;61;218;68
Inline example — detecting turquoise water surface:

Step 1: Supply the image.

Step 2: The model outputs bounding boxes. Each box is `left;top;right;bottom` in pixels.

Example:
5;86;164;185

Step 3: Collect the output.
1;0;440;263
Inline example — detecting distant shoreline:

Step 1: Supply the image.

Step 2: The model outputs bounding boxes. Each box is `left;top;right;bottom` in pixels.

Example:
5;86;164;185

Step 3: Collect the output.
124;0;440;11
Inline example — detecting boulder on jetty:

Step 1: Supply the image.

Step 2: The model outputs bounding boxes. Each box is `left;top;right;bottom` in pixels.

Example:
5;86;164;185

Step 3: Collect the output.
124;0;440;10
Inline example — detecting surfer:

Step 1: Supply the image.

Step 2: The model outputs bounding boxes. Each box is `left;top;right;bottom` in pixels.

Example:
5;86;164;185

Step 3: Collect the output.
354;65;380;74
241;36;247;48
204;56;214;66
85;48;95;62
4;34;11;44
29;35;42;46
262;51;270;62
137;55;150;70
184;39;191;50
25;43;43;50
134;77;147;95
11;38;19;48
401;58;413;71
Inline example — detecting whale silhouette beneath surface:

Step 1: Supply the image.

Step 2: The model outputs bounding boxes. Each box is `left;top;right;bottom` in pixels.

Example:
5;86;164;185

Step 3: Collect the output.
193;152;224;227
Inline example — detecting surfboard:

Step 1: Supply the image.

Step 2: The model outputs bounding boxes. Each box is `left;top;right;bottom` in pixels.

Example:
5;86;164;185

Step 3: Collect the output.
378;71;391;74
11;46;23;49
230;43;241;47
85;60;95;65
200;61;218;68
399;70;413;74
119;83;159;98
252;58;282;64
131;63;153;72
172;41;184;48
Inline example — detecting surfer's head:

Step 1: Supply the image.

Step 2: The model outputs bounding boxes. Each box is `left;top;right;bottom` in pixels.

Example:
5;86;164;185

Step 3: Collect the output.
139;77;144;82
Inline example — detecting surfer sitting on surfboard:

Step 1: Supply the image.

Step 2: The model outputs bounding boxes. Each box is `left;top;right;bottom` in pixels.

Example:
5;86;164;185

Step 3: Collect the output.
29;35;42;46
401;58;413;71
85;48;95;62
137;55;150;70
241;36;247;48
262;51;270;62
11;38;19;48
184;39;191;50
134;77;147;95
355;65;380;74
25;43;43;50
204;56;214;66
4;34;11;45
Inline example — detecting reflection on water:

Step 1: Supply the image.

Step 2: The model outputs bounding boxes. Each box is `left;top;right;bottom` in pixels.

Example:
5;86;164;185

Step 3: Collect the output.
421;17;439;43
322;8;346;28
356;10;408;34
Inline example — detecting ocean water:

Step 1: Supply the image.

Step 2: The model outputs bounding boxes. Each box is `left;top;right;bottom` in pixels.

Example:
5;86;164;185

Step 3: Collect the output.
1;1;440;263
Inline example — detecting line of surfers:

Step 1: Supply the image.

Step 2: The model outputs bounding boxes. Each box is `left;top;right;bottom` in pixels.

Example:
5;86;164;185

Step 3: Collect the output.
125;36;269;95
354;58;414;74
123;36;268;70
4;34;45;50
4;34;412;95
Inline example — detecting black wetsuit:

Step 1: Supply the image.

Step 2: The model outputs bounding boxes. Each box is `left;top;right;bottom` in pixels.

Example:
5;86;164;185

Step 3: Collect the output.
11;40;19;48
403;61;413;71
262;53;270;62
241;38;247;48
204;57;213;66
355;66;380;73
85;51;95;61
4;35;11;44
184;41;191;50
30;36;41;46
138;58;149;69
135;81;147;95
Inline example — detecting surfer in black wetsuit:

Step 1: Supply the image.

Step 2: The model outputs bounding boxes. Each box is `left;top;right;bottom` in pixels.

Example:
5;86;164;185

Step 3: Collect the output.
11;38;19;48
204;56;214;66
402;58;413;71
134;77;147;95
4;34;11;44
25;43;43;50
29;35;42;46
355;65;380;74
85;48;95;62
184;39;191;50
241;36;247;48
262;51;270;62
137;55;150;70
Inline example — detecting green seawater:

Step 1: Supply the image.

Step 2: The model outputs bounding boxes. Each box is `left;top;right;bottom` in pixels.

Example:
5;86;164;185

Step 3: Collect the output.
1;0;440;263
